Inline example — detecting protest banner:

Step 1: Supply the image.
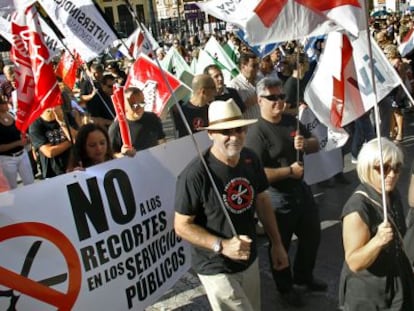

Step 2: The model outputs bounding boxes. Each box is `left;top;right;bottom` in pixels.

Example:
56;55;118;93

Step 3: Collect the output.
0;132;211;310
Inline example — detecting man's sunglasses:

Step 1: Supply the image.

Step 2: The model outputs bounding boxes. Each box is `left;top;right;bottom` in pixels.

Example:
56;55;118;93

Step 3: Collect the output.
374;163;402;175
260;94;286;101
213;126;246;136
131;103;146;109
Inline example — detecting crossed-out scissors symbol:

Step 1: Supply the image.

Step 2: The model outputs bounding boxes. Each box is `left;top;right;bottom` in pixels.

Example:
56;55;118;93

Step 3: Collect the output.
0;241;67;310
231;185;248;205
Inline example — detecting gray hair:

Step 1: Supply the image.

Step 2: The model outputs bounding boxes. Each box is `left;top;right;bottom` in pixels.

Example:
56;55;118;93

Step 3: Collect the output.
357;137;404;185
256;77;283;96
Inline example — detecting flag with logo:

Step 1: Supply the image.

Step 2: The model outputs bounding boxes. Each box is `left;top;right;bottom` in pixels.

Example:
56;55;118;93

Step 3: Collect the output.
197;0;366;44
125;54;192;119
161;47;194;88
55;51;83;90
37;0;117;61
119;23;159;59
203;36;239;77
11;5;62;133
305;30;400;134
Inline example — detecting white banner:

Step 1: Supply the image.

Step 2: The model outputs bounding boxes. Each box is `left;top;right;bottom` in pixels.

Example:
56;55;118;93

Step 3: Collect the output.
37;0;117;61
300;108;344;185
0;132;211;310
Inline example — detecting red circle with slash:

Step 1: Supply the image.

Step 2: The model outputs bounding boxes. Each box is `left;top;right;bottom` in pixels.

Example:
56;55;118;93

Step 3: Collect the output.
0;222;81;310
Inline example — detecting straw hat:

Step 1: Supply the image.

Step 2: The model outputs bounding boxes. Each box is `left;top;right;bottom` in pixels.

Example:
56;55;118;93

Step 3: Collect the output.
199;99;257;130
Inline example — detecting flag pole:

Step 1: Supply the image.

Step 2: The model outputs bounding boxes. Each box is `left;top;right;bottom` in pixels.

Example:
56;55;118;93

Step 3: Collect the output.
362;3;388;222
123;0;239;237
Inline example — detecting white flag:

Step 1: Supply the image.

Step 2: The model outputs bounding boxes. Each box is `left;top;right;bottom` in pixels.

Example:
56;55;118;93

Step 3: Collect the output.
305;30;400;132
37;0;117;61
197;0;365;45
119;23;159;59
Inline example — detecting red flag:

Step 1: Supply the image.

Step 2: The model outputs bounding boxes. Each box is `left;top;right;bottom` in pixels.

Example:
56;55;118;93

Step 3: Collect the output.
125;54;191;119
11;6;61;133
55;51;82;90
111;86;132;148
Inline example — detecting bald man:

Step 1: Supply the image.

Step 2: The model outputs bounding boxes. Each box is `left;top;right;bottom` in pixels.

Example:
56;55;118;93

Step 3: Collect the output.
173;74;217;137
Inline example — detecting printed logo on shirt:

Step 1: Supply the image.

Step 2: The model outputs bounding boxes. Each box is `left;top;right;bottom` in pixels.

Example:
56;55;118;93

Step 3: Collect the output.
46;128;66;145
223;177;254;214
192;117;205;130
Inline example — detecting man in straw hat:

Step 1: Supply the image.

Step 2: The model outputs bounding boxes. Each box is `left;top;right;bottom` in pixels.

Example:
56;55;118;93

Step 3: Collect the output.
174;98;288;311
246;77;325;307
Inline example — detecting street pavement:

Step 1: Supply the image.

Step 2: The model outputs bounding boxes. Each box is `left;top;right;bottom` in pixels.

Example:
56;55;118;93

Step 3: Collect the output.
146;110;414;311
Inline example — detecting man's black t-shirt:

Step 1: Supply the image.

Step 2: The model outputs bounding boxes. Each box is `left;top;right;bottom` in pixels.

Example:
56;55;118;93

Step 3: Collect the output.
175;148;268;275
29;118;70;178
245;115;310;193
172;101;208;138
108;112;165;152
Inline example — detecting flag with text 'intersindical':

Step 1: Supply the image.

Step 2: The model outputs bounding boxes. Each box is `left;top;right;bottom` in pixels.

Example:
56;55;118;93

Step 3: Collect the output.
37;0;117;62
197;0;366;45
125;54;192;119
11;5;61;133
55;51;83;90
305;30;401;131
119;23;159;59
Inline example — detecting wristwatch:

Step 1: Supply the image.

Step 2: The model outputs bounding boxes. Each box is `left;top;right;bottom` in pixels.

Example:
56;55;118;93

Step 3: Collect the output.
212;238;223;254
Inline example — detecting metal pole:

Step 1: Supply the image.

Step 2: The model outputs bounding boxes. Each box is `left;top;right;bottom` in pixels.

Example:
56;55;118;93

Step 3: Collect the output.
177;0;181;38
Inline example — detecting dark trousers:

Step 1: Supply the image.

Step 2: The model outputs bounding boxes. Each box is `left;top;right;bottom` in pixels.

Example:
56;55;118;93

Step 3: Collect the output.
268;196;321;293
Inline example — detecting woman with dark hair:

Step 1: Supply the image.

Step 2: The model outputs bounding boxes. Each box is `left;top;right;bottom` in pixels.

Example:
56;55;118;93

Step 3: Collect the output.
339;138;414;310
67;123;113;172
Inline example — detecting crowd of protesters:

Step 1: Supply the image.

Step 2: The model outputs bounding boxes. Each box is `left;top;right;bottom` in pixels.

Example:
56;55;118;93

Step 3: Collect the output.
0;10;414;310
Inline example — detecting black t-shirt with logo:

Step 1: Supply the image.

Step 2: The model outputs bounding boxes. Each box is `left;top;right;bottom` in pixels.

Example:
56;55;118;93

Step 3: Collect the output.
175;148;268;275
29;118;71;178
172;101;208;138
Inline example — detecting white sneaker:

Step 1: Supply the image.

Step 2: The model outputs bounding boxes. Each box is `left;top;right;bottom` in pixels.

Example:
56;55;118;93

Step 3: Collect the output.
351;157;357;164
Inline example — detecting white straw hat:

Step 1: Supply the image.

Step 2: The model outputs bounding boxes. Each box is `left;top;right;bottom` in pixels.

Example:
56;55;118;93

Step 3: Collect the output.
199;99;257;130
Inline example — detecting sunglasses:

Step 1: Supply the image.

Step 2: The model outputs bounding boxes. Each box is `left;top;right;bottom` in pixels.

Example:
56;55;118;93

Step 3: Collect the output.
213;126;246;136
260;94;286;101
131;103;146;109
374;163;402;175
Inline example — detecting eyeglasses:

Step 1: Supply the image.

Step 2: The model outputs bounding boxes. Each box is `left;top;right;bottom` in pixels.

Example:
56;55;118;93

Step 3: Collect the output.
260;94;286;101
131;103;146;109
374;163;402;175
213;126;246;136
